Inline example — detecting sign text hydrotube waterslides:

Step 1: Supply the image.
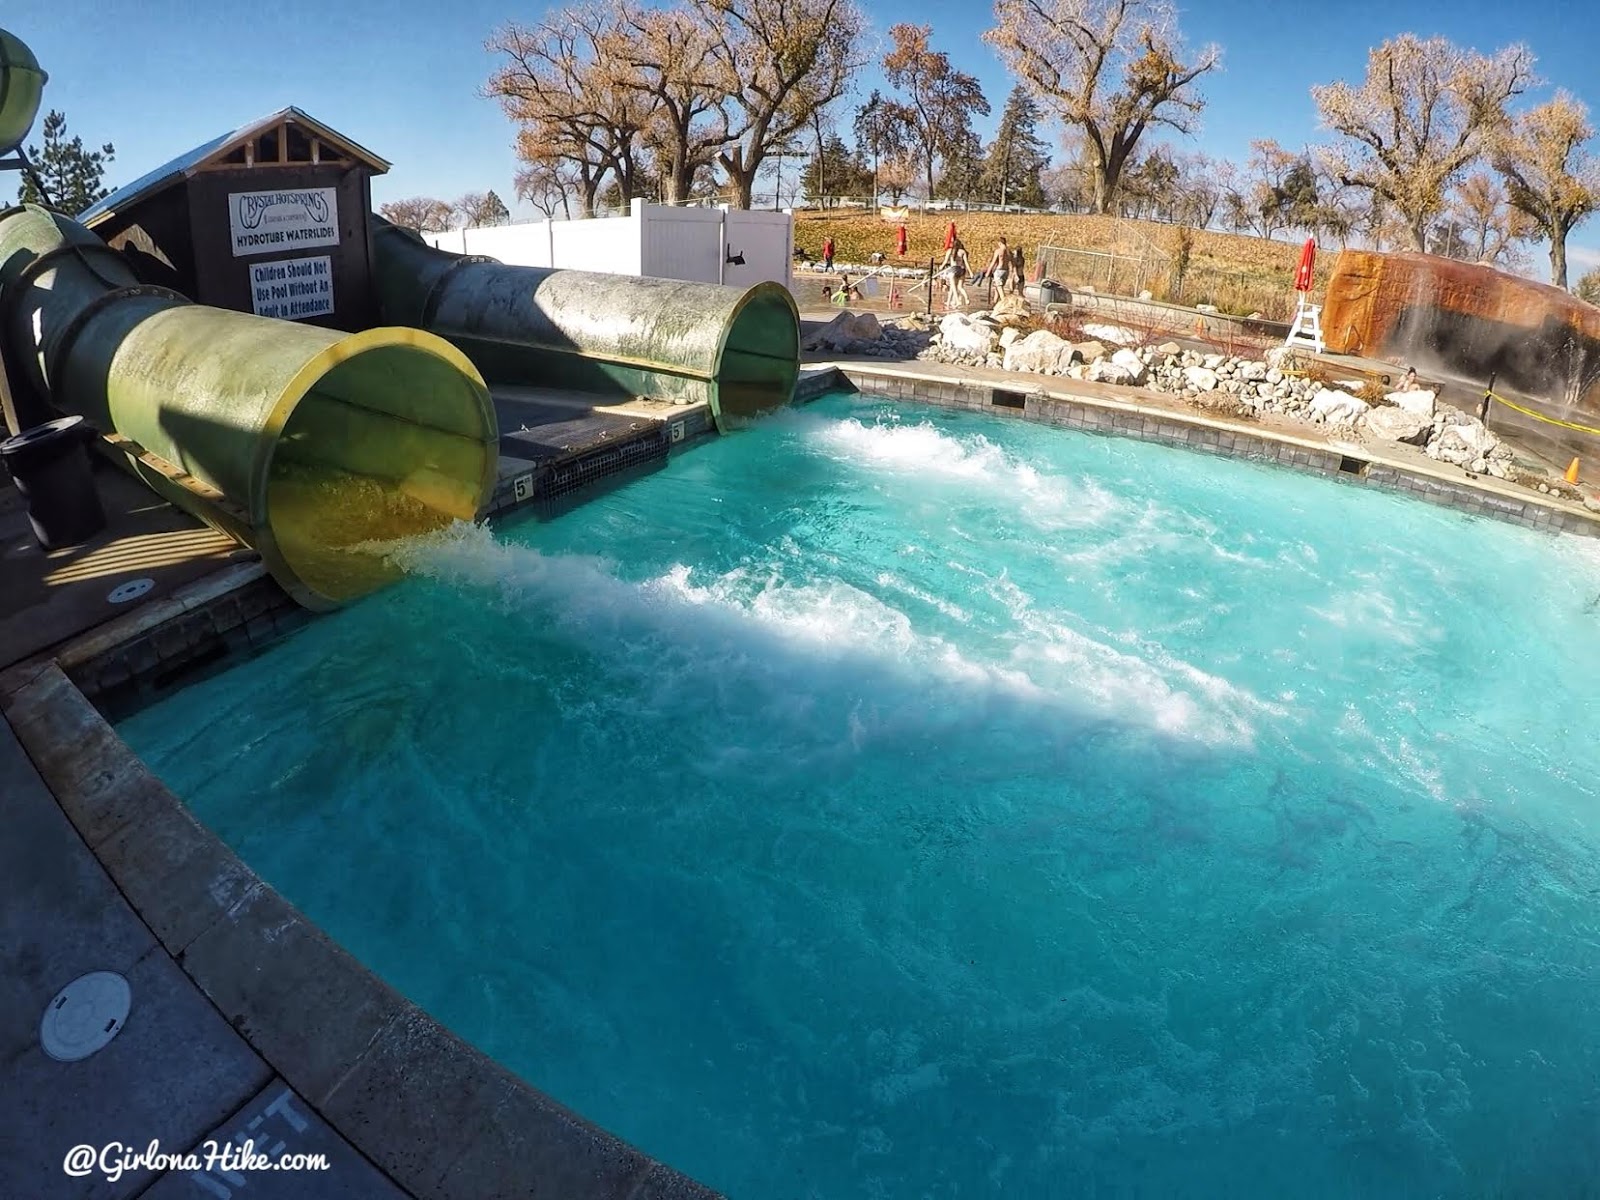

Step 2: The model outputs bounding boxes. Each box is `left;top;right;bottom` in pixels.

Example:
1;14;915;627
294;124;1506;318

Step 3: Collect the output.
228;188;338;257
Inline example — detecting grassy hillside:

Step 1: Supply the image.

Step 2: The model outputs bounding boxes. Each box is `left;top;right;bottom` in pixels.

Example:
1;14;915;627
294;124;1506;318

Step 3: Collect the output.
794;209;1327;320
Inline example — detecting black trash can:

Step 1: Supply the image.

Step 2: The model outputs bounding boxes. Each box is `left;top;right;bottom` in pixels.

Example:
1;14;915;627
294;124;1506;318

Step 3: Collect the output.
1;416;106;550
1039;278;1070;306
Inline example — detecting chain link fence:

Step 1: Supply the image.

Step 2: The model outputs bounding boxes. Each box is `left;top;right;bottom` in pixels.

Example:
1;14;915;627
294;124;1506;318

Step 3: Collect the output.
1036;242;1296;322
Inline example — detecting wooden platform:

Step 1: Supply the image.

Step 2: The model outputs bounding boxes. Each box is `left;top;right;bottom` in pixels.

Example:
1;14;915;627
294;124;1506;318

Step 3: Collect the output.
0;463;252;671
485;386;710;517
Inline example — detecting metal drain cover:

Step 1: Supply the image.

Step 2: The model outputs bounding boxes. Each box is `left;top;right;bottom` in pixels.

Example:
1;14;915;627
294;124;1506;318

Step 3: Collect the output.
108;578;155;604
40;971;131;1062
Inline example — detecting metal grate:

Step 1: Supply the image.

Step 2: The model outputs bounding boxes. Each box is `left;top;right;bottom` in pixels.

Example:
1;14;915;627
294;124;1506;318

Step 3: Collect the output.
533;423;671;503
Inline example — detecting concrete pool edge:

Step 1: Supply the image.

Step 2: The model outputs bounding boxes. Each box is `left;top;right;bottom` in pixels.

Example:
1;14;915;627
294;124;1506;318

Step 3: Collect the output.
810;361;1600;539
1;619;721;1198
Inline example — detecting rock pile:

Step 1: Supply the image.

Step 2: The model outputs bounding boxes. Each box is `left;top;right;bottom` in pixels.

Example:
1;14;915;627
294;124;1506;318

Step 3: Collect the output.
809;305;1571;490
802;310;930;358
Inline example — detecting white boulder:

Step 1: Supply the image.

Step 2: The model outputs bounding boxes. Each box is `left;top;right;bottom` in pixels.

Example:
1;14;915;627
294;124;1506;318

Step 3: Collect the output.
1363;406;1430;444
802;310;882;352
1004;329;1077;374
939;312;996;356
1110;348;1148;386
1387;388;1437;418
1089;359;1135;384
1429;417;1499;466
989;293;1032;326
1080;322;1138;346
1183;365;1219;392
1310;387;1369;426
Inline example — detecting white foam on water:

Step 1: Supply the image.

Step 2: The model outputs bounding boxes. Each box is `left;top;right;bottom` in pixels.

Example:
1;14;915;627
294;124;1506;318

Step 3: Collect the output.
379;522;1266;747
1309;571;1436;647
811;416;1122;530
875;571;971;623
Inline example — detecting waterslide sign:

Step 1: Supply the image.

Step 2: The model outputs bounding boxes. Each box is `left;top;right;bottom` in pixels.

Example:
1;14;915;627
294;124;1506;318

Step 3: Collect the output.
249;255;334;320
229;187;339;256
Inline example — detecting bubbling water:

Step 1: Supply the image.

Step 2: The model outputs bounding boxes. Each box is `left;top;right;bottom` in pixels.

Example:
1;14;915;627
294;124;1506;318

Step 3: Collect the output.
122;394;1600;1199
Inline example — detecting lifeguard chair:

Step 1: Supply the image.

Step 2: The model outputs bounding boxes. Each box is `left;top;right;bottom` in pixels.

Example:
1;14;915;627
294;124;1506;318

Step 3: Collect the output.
1284;236;1325;353
1285;298;1325;354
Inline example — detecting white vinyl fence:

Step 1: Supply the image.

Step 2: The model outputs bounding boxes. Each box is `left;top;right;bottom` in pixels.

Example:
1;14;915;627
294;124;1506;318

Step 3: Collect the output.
424;199;793;292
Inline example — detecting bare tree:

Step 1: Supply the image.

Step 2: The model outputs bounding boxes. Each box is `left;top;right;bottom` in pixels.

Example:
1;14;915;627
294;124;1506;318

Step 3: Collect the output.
881;24;990;202
1312;34;1536;252
690;0;865;209
380;197;455;232
608;5;729;204
1119;143;1179;220
1494;91;1600;288
1172;150;1223;228
853;90;909;204
1576;265;1600;305
1038;162;1080;211
1447;171;1532;268
515;158;576;218
455;190;511;227
485;8;653;217
984;0;1219;214
1217;141;1289;238
878;152;919;204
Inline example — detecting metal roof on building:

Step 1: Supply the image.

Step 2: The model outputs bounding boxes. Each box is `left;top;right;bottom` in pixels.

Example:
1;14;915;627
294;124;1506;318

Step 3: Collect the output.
80;107;389;225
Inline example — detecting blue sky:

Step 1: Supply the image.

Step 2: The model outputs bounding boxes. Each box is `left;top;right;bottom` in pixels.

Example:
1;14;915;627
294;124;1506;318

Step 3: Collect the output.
8;0;1600;269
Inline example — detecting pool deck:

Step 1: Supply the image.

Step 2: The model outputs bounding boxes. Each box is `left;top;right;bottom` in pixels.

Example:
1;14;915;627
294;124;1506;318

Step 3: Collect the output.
6;341;1600;1199
0;387;721;1199
0;458;254;674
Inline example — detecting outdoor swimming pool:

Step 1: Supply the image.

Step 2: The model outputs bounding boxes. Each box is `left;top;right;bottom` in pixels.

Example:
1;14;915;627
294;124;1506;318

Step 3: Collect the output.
120;392;1600;1197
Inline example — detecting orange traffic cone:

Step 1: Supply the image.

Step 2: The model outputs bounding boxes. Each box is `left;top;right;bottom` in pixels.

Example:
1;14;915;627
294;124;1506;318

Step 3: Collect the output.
1566;457;1581;483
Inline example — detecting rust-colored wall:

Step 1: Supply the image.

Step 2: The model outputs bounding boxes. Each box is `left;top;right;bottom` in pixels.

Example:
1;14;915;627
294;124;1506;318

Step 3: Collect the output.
1323;249;1600;408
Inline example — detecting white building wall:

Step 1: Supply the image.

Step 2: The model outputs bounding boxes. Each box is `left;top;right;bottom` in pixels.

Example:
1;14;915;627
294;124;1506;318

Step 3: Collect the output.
549;209;642;273
424;200;792;292
722;208;793;292
641;204;724;284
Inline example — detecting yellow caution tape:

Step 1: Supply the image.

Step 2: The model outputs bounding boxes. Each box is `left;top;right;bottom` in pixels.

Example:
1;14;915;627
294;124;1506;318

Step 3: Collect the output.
1486;391;1600;437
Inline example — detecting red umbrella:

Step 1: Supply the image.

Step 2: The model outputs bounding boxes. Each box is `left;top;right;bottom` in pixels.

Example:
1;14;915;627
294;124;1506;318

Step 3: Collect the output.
897;224;908;256
1293;236;1317;294
944;221;957;251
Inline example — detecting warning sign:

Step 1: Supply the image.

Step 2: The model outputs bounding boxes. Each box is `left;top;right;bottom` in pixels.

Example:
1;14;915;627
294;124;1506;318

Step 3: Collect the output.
249;255;334;321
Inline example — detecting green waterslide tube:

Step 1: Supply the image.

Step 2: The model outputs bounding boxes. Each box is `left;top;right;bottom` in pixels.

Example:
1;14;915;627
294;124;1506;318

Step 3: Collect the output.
0;204;499;609
0;29;47;157
370;216;800;431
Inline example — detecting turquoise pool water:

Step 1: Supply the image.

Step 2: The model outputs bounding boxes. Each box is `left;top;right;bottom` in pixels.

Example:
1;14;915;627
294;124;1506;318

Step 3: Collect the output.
121;393;1600;1197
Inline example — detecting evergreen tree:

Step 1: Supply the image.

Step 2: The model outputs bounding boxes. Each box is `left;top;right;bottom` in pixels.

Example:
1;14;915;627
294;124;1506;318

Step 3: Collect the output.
853;90;908;202
979;86;1049;208
934;130;984;201
801;135;870;206
17;110;115;216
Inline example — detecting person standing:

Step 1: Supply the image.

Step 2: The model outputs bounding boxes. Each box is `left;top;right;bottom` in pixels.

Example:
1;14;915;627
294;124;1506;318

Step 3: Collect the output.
986;238;1011;302
1009;245;1026;295
941;238;971;308
822;236;835;274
